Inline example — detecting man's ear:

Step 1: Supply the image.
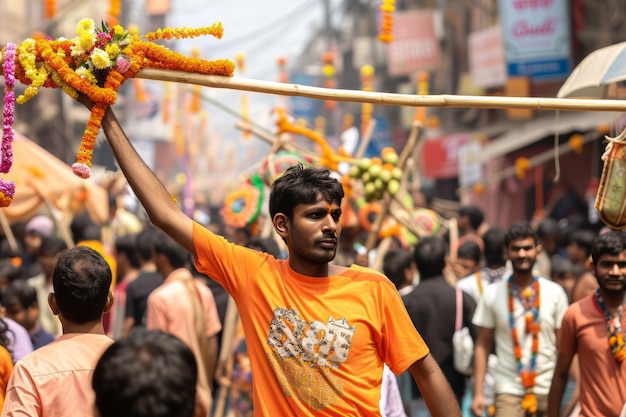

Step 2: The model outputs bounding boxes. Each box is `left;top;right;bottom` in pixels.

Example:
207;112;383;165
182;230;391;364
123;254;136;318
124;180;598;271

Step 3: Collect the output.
104;291;114;314
273;214;289;239
48;293;59;316
535;243;543;254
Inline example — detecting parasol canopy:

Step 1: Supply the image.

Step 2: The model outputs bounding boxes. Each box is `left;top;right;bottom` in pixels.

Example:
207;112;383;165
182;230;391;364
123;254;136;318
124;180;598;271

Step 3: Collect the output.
0;132;108;224
558;41;626;98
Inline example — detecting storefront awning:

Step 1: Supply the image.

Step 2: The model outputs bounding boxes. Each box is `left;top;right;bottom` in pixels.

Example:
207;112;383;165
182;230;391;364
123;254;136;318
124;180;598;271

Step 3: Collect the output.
475;111;619;164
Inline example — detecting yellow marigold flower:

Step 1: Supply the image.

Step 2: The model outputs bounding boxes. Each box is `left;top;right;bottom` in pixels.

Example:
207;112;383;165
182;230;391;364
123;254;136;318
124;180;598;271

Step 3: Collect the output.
113;25;125;36
90;48;111;69
76;18;95;34
105;43;120;58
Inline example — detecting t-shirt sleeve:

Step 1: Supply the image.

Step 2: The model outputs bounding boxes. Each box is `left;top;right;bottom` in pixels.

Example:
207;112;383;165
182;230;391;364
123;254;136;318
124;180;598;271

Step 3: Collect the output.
2;361;40;417
192;221;265;297
557;305;577;356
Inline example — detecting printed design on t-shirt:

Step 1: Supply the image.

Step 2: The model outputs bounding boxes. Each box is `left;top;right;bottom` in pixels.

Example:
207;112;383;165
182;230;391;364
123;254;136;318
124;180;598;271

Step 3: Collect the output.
266;307;355;411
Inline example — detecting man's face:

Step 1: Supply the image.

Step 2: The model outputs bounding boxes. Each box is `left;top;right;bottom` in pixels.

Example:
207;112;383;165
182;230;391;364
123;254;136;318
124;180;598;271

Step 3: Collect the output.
286;195;342;266
452;257;480;280
36;251;57;277
593;251;626;293
23;232;42;255
4;302;36;331
506;237;539;274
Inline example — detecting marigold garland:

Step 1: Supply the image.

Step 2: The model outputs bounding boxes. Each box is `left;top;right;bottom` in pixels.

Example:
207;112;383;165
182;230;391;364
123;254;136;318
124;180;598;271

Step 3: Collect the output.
0;18;235;187
596;288;626;362
360;64;374;135
508;276;540;415
378;0;395;43
0;42;17;207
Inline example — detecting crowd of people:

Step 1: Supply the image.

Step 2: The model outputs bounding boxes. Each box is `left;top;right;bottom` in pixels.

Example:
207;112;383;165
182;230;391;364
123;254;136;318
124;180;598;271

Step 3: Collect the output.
0;101;621;417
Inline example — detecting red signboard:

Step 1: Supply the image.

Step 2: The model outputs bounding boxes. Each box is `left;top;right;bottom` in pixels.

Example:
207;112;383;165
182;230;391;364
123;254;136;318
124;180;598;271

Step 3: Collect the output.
421;133;472;179
387;10;442;76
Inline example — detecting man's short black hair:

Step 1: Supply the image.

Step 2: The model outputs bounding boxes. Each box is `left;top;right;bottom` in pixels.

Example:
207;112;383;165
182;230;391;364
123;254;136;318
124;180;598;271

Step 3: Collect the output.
53;246;111;324
93;328;197;417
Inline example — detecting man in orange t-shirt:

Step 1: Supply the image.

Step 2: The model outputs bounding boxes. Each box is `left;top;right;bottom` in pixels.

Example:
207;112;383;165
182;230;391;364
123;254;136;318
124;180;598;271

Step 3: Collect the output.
92;102;461;416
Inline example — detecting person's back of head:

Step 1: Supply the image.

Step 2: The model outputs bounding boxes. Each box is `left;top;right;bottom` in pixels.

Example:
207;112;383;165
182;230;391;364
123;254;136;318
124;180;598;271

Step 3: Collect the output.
482;226;506;268
81;223;103;242
505;221;538;247
268;164;344;221
135;226;157;264
52;246;112;325
591;230;626;265
567;229;597;261
382;249;414;290
537;218;560;241
93;328;197;417
153;230;189;270
115;233;140;269
70;212;95;244
459;204;484;232
413;236;447;280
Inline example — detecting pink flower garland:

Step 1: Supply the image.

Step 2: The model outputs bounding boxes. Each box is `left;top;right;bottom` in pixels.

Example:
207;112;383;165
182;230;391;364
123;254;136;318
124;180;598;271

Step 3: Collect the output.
0;43;16;207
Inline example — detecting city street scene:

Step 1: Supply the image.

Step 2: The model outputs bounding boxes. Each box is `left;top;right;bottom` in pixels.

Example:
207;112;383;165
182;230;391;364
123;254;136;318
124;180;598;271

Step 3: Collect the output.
0;0;624;416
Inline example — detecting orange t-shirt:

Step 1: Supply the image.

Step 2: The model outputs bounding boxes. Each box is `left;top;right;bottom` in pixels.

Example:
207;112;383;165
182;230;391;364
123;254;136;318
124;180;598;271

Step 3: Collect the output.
193;222;429;416
0;346;13;412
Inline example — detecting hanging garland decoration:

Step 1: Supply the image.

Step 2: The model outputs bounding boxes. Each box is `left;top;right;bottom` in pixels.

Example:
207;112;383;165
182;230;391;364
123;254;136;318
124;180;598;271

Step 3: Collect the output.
508;276;540;415
221;174;264;228
595;288;626;362
44;0;56;19
189;47;202;113
236;53;250;140
274;108;352;172
360;64;374;136
515;157;530;180
277;56;288;83
108;0;121;27
0;18;234;193
322;51;336;111
0;43;17;207
378;0;395;43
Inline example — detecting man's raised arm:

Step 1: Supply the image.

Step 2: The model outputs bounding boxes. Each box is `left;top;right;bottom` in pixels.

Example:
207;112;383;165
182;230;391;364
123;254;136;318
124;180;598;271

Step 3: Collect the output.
100;107;195;256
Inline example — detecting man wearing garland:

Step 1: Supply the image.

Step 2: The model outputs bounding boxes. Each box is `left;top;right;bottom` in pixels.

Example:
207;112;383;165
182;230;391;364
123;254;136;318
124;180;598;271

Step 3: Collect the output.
471;221;568;417
548;231;626;417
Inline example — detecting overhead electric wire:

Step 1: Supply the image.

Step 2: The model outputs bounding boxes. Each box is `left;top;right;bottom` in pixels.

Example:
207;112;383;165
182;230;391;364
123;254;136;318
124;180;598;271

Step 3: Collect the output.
203;0;318;50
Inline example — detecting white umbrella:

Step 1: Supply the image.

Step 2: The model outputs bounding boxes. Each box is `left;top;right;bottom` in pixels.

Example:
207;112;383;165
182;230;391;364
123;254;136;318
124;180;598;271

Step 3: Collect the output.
558;41;626;98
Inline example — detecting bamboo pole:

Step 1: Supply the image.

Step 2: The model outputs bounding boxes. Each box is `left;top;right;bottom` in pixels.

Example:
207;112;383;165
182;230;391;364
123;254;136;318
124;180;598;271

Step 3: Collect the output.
0;210;18;253
137;68;626;112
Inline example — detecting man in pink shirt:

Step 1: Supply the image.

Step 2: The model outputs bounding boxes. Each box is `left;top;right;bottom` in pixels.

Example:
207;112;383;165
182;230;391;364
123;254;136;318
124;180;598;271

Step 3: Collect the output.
147;230;221;417
1;246;114;417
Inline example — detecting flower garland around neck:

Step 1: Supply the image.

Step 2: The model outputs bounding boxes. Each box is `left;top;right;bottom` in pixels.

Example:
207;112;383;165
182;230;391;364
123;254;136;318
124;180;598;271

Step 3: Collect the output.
0;42;17;207
595;288;626;362
508;276;540;414
1;18;235;186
